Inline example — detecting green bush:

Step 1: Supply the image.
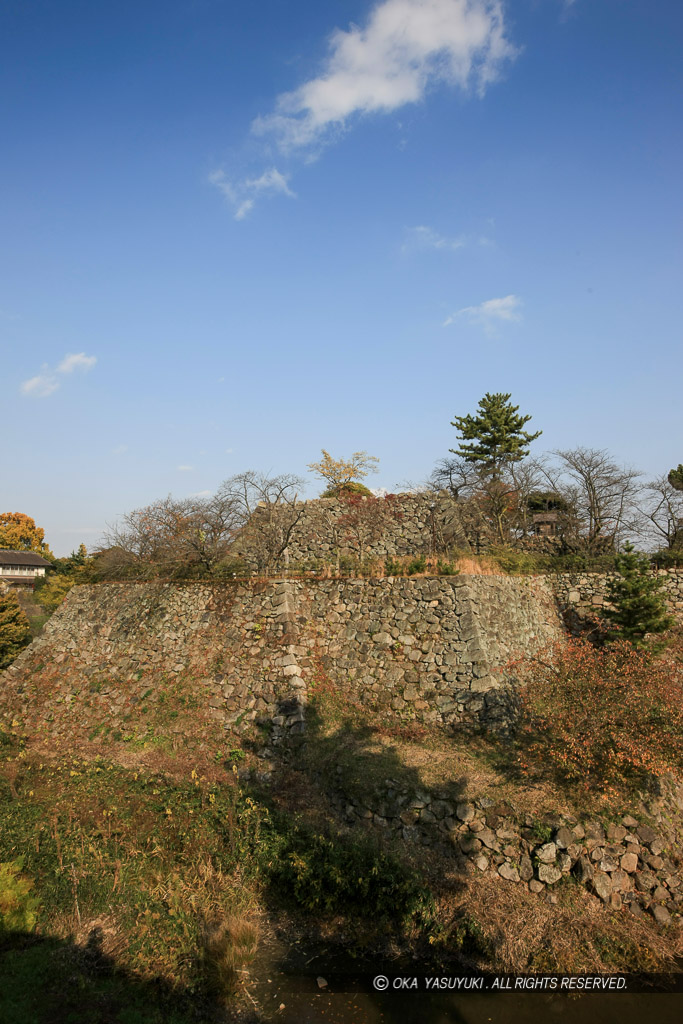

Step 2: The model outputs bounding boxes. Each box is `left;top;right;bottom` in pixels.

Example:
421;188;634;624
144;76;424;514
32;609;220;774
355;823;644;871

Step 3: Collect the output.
406;556;427;575
270;826;433;923
0;591;31;668
651;548;683;569
0;858;40;932
321;482;374;498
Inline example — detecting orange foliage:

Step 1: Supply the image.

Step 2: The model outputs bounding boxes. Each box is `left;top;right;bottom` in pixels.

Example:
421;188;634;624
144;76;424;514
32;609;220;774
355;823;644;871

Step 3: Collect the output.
0;512;52;556
514;638;683;795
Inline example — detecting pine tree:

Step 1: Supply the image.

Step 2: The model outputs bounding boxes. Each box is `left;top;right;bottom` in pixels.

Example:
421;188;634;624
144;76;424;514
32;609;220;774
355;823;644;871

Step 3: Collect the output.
668;464;683;491
602;543;674;650
0;590;32;669
450;393;541;479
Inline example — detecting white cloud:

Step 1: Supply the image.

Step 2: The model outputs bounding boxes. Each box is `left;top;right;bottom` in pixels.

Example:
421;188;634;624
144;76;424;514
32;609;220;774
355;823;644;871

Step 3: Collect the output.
209;166;295;220
21;371;59;398
176;465;194;472
444;293;522;332
253;0;516;152
57;352;97;374
402;225;466;253
111;444;128;456
191;490;213;498
20;351;97;398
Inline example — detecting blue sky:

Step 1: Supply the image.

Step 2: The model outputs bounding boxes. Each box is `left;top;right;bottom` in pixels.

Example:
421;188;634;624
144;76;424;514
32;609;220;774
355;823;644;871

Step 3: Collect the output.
2;0;681;554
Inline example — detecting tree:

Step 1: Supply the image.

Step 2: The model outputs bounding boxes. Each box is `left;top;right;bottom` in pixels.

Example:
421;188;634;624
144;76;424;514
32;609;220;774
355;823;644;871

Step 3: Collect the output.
602;543;674;649
0;590;31;669
337;494;402;565
0;513;53;557
450;393;541;480
221;471;305;571
307;450;379;495
552;448;641;551
637;476;683;550
668;465;683;491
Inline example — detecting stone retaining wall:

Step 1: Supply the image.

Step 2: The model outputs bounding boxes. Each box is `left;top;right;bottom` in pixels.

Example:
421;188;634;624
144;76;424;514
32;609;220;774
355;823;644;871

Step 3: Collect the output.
0;576;562;745
551;569;683;631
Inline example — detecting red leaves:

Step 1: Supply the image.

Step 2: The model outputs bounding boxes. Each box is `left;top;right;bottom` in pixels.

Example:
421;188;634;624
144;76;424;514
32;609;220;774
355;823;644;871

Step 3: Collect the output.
514;638;683;794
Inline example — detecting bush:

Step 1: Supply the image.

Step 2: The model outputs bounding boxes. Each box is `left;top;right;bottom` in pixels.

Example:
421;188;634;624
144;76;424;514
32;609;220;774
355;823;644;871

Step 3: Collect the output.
0;591;31;668
651;549;683;569
515;639;683;795
321;482;374;498
406;556;427;575
270;827;433;924
0;858;40;932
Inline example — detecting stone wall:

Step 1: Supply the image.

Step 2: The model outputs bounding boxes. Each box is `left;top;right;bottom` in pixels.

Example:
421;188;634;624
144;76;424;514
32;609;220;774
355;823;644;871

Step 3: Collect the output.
0;575;562;748
235;492;471;567
551;568;683;631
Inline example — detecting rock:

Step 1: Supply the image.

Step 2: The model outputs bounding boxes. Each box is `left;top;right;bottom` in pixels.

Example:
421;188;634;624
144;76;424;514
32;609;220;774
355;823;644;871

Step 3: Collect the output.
599;856;620;874
472;853;489;872
520;855;534;882
529;879;544;893
609;870;630;892
620;851;639;874
460;835;482;855
554;827;574;849
651;904;672;927
649;839;665;856
585;821;606;842
574;856;594;884
590;847;605;863
558;852;572;873
608;893;623;911
477;828;501;852
637;825;658;845
538;863;562;885
537;843;557;864
591;873;613;901
456;802;476;822
635;872;657;892
621;814;639;828
498;863;520;883
652;886;669;903
607;824;627;843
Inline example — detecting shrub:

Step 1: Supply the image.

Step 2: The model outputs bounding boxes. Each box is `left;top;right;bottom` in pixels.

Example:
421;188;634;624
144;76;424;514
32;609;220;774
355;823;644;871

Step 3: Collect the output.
651;549;683;569
0;858;40;932
515;639;683;795
0;590;31;668
406;556;427;575
270;827;433;924
321;482;374;498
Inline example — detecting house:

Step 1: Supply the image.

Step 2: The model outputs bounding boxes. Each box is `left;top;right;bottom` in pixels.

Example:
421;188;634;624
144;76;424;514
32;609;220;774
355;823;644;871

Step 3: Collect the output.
0;550;52;586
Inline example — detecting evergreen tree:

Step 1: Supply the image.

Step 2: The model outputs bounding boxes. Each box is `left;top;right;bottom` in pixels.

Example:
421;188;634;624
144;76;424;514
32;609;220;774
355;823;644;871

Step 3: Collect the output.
0;590;32;669
450;392;541;479
602;543;674;650
668;464;683;491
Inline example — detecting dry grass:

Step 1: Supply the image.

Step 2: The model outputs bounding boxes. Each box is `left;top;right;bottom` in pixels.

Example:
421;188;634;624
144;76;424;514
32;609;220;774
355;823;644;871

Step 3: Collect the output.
445;871;682;973
454;555;503;576
199;911;261;1000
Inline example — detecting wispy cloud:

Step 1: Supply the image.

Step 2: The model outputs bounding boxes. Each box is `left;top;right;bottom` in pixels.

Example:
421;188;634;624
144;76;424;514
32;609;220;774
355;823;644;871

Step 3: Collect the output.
21;351;97;398
191;490;212;498
209;166;295;220
253;0;516;153
444;294;522;333
176;465;194;472
402;225;466;253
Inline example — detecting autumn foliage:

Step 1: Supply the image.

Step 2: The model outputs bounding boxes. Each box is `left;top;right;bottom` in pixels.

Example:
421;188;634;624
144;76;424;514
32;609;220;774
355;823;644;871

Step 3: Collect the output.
514;638;683;795
0;591;31;669
0;513;52;557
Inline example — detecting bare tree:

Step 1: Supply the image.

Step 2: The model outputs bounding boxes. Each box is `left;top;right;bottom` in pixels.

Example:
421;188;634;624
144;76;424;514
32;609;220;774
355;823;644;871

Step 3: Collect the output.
98;492;241;578
636;476;683;550
552;448;642;550
223;471;305;571
429;456;480;500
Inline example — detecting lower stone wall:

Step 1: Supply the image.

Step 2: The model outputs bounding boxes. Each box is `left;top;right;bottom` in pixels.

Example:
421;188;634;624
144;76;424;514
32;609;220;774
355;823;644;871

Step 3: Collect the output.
328;776;682;925
551;568;683;631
